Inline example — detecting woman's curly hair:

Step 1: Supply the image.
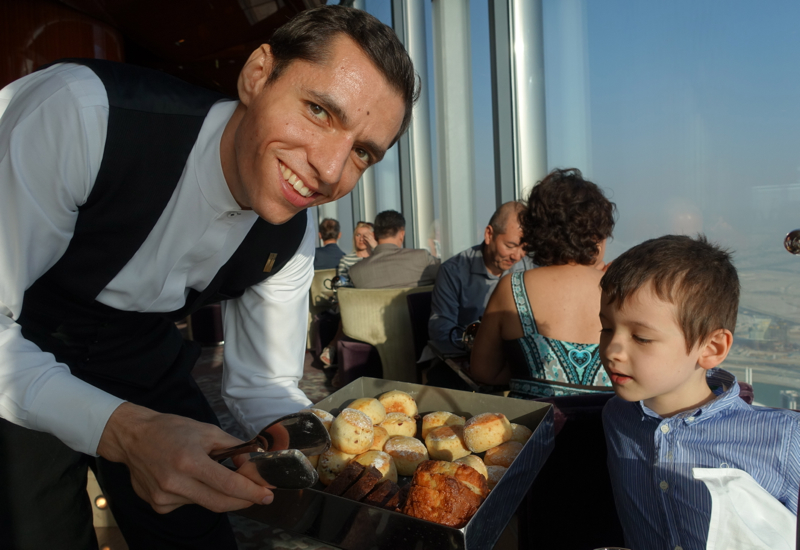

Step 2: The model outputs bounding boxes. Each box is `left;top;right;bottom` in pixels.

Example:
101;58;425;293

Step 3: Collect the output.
521;168;616;266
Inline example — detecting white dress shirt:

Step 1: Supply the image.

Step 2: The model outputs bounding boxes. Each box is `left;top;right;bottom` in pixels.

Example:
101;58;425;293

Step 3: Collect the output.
0;63;313;456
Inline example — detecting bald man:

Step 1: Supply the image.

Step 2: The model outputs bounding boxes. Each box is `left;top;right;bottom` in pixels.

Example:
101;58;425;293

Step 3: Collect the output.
428;202;535;346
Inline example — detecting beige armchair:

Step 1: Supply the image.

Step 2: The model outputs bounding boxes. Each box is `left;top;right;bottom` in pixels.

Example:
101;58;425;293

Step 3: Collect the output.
337;285;433;383
307;268;337;349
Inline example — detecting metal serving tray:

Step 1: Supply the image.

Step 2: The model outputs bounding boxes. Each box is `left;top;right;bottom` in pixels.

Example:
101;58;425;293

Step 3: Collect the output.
238;377;555;550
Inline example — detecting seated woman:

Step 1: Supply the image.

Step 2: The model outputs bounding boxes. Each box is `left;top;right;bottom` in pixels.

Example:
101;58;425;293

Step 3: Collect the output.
336;221;376;287
469;168;616;398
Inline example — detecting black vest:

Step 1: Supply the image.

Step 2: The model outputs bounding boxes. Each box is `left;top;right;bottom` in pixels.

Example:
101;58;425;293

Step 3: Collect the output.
18;59;307;390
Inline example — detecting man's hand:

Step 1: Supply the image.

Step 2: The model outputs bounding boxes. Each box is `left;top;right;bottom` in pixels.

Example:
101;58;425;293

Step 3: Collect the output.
97;402;275;514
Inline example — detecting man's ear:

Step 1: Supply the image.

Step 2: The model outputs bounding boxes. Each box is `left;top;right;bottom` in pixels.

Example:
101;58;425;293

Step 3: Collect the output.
697;328;733;370
238;44;273;106
484;225;493;246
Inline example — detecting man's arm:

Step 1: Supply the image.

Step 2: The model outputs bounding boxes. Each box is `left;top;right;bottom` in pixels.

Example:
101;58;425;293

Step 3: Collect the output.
221;212;315;438
428;260;463;343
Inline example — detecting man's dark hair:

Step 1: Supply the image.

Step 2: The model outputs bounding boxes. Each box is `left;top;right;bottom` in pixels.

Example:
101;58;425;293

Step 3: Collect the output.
600;235;740;352
521;168;616;266
268;5;420;144
374;210;405;240
488;201;524;235
318;218;340;241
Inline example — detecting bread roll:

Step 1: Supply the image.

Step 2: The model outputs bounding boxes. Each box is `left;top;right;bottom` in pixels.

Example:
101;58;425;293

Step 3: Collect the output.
378;390;418;418
425;425;471;461
484;441;523;468
330;408;374;454
510;423;532;444
384;436;429;476
317;446;357;486
463;412;512;453
352;450;398;483
486;465;507;489
347;397;386;425
299;408;335;431
306;454;319;469
454;455;488;480
421;411;465;439
380;412;416;438
370;426;390;451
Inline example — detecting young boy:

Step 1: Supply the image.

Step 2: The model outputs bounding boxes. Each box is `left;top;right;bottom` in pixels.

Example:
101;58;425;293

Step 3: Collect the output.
599;235;800;550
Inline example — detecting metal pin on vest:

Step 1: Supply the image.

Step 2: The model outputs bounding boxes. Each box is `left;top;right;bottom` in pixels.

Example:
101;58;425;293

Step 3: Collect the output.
263;253;278;272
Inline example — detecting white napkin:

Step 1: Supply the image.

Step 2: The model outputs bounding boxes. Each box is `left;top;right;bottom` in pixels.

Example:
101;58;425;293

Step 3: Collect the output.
693;467;796;550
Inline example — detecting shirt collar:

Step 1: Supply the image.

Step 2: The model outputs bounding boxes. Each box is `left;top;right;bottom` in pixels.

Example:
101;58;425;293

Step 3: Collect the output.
194;100;253;216
639;368;743;423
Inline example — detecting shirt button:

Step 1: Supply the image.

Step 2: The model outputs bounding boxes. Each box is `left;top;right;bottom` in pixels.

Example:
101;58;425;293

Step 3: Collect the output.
675;546;683;550
667;452;674;460
659;480;669;491
228;212;241;217
686;417;695;423
660;425;670;434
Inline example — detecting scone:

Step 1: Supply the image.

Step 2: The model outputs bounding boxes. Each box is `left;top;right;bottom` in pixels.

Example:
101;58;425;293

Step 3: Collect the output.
347;397;386;425
454;454;488;480
421;411;465;439
463;412;512;453
486;465;507;489
425;424;471;461
510;423;532;444
370;426;391;451
384;436;429;476
380;412;416;438
352;450;398;483
330;408;374;454
484;441;523;468
378;390;418;418
317;446;357;486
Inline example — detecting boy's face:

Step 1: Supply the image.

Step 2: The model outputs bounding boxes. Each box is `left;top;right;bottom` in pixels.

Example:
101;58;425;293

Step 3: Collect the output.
599;283;714;417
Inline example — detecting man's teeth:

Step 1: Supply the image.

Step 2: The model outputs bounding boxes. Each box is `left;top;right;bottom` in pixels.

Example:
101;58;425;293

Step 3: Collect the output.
281;164;313;198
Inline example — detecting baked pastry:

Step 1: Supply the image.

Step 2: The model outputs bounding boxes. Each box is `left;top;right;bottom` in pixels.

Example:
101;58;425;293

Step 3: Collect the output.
378;390;418;418
299;408;335;431
362;478;401;509
425;424;471;461
330;408;374;454
402;460;488;527
342;465;384;501
324;462;367;495
370;426;390;451
352;450;398;483
317;446;357;486
486;465;507;489
384;436;429;476
421;411;465;439
454;454;488;480
510;423;532;444
380;412;416;438
463;412;512;453
484;441;523;468
347;397;386;425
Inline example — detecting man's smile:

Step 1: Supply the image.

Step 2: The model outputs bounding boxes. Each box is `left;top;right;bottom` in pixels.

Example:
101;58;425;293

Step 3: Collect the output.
279;161;314;198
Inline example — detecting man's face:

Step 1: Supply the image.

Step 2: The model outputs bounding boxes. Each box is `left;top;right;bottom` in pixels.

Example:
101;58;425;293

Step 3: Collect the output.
599;284;710;416
231;36;405;224
483;218;525;275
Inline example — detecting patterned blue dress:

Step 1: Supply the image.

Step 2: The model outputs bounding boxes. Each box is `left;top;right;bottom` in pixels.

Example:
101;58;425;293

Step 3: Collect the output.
504;272;612;398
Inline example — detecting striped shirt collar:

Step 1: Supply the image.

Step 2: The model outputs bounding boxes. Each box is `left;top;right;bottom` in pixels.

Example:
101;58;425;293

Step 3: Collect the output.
638;368;743;423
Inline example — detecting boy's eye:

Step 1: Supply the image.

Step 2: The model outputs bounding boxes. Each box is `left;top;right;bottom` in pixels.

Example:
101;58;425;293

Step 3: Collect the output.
309;103;328;121
633;334;652;344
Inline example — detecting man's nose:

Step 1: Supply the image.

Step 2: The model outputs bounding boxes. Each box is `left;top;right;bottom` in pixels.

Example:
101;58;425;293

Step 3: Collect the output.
510;248;524;262
310;134;352;186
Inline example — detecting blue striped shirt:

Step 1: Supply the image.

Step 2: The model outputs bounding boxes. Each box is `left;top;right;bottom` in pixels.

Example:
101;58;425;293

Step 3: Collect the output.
603;368;800;550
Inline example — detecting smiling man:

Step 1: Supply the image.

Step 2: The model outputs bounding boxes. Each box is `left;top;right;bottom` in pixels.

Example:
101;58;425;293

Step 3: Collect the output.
0;6;416;549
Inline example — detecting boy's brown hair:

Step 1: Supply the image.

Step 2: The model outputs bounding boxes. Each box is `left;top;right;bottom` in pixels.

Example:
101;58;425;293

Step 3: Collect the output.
600;235;739;352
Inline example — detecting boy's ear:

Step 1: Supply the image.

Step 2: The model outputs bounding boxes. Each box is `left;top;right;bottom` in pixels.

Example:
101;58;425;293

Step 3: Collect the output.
238;44;273;107
697;328;733;370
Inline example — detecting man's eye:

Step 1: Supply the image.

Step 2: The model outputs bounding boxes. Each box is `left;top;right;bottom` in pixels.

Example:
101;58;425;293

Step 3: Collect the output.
354;147;370;163
309;103;328;121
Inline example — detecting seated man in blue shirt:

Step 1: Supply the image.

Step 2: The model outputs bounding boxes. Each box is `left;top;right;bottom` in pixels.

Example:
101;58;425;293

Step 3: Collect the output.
428;201;534;346
314;217;346;270
599;235;800;550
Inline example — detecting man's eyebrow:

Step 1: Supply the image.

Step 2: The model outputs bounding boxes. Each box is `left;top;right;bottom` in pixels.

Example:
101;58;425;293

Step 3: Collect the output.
307;89;387;162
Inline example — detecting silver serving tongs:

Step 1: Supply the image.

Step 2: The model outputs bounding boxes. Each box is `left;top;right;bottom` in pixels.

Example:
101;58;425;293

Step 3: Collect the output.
210;411;330;489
